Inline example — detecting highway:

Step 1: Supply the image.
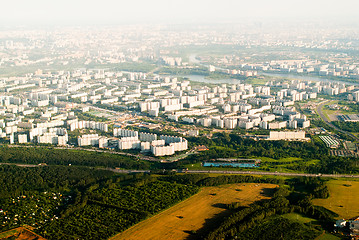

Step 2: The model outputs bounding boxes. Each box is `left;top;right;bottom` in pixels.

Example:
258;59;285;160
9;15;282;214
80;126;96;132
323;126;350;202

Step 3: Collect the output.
0;162;40;168
2;161;357;178
111;169;359;178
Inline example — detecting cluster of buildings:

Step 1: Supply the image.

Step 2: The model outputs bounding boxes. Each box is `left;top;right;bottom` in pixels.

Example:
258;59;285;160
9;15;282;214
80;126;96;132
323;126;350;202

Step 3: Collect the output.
334;218;359;237
0;62;357;156
0;96;72;145
78;128;188;156
228;60;359;80
136;77;320;131
267;78;354;97
2;24;359;84
114;129;188;156
0;72;115;146
0;104;109;146
67;119;108;132
0;67;195;157
2;65;357;142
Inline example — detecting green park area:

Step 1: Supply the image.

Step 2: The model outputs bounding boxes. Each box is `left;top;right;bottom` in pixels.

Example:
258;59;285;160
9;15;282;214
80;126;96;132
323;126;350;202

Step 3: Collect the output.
184;156;320;174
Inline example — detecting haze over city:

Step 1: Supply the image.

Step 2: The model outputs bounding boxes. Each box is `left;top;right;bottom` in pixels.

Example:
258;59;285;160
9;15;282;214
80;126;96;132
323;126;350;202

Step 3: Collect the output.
1;0;359;26
1;0;359;240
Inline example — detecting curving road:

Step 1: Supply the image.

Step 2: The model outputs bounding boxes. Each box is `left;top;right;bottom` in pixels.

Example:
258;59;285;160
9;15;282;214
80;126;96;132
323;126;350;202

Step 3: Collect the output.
316;100;359;141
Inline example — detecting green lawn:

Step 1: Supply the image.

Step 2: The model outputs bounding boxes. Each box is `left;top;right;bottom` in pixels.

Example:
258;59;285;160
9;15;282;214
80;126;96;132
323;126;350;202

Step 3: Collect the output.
244;77;269;85
89;111;101;115
317;233;341;240
260;157;302;163
281;214;342;240
281;213;315;224
165;152;196;162
321;100;338;120
305;159;321;166
184;157;312;173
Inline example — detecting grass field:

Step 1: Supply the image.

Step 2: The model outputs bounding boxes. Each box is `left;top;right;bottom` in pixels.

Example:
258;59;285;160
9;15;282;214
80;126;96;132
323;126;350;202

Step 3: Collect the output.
110;183;278;240
313;179;359;219
282;213;316;224
316;233;341;240
244;77;269;85
281;214;341;240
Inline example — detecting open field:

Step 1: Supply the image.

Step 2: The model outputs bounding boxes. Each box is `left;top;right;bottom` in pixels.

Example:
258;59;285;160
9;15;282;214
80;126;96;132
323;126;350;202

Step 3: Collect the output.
244;77;269;85
0;227;46;240
110;183;278;240
313;179;359;219
321;101;339;121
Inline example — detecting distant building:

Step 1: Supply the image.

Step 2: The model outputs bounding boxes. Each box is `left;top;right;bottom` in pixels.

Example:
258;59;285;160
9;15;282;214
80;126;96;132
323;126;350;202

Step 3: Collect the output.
196;145;209;151
78;134;99;146
268;131;307;141
334;219;347;228
18;134;28;144
114;128;138;138
118;137;140;150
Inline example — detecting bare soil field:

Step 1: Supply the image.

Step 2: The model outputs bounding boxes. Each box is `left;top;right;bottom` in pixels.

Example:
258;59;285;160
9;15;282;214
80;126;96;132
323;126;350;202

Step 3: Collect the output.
0;227;46;240
110;183;278;240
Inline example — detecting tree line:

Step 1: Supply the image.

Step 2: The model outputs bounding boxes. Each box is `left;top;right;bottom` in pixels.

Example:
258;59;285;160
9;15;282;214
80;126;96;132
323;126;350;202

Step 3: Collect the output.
0;146;149;169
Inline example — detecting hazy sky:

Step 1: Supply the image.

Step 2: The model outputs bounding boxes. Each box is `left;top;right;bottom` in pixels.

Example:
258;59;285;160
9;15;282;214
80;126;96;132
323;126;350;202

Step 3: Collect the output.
1;0;359;26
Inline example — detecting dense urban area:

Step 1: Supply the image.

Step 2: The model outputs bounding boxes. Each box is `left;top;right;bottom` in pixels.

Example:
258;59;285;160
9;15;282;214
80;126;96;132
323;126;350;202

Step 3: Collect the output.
1;22;359;240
